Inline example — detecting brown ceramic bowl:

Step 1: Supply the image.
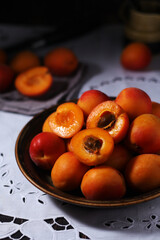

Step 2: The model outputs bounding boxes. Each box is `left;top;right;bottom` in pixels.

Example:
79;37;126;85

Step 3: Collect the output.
15;100;160;208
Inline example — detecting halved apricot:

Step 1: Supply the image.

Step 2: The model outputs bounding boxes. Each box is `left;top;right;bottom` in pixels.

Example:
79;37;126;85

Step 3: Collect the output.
70;128;114;166
86;100;129;143
15;66;53;97
48;102;84;138
42;115;52;132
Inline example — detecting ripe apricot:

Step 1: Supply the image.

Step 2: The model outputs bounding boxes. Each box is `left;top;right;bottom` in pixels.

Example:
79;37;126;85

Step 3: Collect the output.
51;152;89;192
15;66;53;97
126;114;160;154
152;101;160;118
115;87;152;120
81;166;126;200
125;154;160;193
44;47;78;76
48;102;84;138
86;100;129;143
10;50;40;74
77;89;110;119
104;144;132;172
29;132;66;170
121;42;152;70
70;128;114;166
42;115;52;132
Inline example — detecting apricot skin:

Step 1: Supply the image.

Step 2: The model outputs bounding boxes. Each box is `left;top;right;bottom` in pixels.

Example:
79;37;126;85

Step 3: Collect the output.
126;114;160;154
125;154;160;193
115;87;152;120
104;144;132;172
77;90;110;118
51;152;89;192
152;102;160;118
81;166;126;200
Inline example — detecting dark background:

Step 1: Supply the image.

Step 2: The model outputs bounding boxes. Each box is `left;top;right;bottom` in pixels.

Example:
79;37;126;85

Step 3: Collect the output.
0;1;123;29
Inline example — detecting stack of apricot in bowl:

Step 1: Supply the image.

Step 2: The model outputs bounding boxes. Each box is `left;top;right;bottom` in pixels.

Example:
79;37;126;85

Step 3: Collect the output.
29;87;160;201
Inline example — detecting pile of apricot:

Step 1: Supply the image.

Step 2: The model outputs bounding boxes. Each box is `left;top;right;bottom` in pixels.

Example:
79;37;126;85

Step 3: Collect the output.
29;87;160;201
0;47;79;96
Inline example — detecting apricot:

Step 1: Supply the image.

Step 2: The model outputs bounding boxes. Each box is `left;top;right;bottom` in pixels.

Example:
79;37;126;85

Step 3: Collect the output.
121;42;152;70
126;114;160;154
152;101;160;118
125;154;160;193
29;132;66;170
104;144;132;172
51;152;89;192
42;115;52;132
86;100;129;143
15;66;53;97
48;102;84;138
70;128;114;166
81;166;126;200
115;87;152;120
44;47;79;76
77;89;110;118
0;64;14;93
10;50;40;74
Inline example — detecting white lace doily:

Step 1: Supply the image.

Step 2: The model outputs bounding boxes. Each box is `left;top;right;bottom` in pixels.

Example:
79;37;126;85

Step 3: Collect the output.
1;24;160;240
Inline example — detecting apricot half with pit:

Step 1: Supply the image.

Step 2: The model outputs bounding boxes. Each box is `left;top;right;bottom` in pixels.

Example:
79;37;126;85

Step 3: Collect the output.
86;100;129;143
70;128;114;166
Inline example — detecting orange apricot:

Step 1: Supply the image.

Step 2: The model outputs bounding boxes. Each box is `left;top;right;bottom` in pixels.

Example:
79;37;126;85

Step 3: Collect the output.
152;101;160;118
48;102;84;138
51;152;89;192
126;114;160;154
115;87;152;120
77;89;110;119
42;115;52;132
103;144;132;172
70;128;114;166
125;154;160;193
81;166;126;200
121;42;151;70
44;47;79;76
15;66;53;97
10;50;40;74
86;100;129;143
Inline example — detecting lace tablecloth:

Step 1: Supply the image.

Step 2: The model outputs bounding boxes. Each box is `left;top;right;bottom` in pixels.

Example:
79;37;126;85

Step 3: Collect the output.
1;24;160;240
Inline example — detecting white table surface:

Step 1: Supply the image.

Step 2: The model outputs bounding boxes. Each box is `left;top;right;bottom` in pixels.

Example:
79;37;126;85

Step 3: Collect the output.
1;23;160;240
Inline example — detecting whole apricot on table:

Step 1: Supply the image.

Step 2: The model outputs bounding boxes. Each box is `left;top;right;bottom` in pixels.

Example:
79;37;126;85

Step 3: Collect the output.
0;49;7;64
44;47;79;76
70;128;114;166
29;132;66;170
86;100;129;143
125;114;160;154
115;87;152;120
103;144;132;172
48;102;84;138
10;50;40;74
125;154;160;193
0;64;14;93
152;101;160;118
51;152;89;192
15;66;53;97
81;166;126;200
77;89;110;119
120;42;152;70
